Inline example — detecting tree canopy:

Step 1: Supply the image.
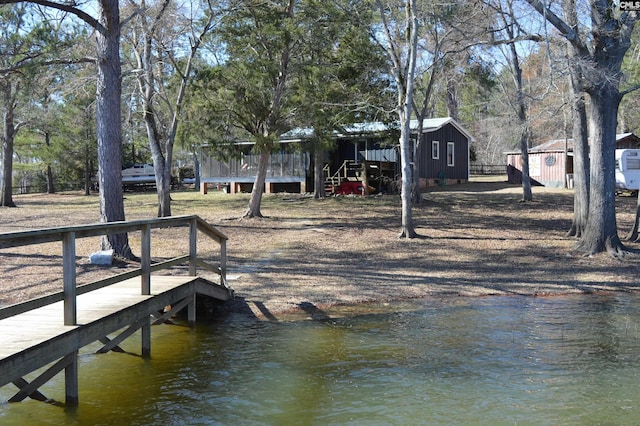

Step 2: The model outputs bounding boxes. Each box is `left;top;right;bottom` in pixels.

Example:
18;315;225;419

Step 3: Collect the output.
1;0;640;256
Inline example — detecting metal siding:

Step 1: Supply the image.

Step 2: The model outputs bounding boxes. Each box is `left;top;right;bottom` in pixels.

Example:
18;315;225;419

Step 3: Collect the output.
507;152;567;187
539;152;567;187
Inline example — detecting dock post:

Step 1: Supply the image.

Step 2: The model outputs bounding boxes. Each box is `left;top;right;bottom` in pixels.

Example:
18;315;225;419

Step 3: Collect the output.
141;315;151;358
65;351;79;406
141;224;151;295
220;239;227;287
189;218;197;328
188;294;196;326
62;232;77;325
189;218;197;276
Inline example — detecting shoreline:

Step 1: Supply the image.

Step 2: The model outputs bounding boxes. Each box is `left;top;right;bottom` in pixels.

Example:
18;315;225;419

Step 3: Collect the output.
218;287;640;322
3;178;640;317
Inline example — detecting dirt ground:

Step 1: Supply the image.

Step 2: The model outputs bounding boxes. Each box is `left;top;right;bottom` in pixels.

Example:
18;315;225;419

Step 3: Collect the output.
2;176;640;319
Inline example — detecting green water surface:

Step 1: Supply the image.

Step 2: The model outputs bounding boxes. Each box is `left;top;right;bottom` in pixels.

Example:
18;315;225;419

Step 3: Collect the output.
2;294;640;425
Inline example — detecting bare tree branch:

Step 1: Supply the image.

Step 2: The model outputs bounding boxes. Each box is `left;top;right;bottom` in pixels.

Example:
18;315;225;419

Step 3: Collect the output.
0;57;95;76
620;83;640;97
522;0;589;55
0;0;103;32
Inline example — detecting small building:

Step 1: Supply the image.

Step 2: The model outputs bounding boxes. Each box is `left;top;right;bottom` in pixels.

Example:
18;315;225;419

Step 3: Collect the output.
411;117;473;188
506;133;640;188
199;117;474;194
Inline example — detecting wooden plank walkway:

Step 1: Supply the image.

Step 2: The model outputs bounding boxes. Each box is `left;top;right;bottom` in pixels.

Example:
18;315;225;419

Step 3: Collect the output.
0;215;232;406
0;275;231;403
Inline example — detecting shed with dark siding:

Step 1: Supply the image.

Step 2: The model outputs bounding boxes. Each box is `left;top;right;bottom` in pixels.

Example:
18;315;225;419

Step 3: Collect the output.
325;117;473;190
413;117;473;188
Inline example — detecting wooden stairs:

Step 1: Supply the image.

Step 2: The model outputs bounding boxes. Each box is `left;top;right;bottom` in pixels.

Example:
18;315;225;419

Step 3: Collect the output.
323;161;364;195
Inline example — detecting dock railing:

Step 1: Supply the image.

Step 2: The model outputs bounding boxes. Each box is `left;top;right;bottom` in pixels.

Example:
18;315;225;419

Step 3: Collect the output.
0;215;229;325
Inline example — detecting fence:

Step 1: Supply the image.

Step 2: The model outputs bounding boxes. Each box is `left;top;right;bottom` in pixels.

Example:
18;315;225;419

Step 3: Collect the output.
470;164;505;175
11;181;88;195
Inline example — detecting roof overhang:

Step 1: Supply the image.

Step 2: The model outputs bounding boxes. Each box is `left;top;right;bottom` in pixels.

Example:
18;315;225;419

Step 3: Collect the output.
280;117;475;143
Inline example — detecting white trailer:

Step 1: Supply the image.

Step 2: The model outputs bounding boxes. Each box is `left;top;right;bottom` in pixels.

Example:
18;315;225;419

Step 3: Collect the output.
615;149;640;193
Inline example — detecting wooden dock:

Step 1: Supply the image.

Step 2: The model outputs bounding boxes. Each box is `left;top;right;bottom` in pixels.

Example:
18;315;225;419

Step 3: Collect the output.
0;216;233;406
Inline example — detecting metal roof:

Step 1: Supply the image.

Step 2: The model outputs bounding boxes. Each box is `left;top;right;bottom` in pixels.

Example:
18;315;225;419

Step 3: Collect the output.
505;133;640;154
280;117;474;142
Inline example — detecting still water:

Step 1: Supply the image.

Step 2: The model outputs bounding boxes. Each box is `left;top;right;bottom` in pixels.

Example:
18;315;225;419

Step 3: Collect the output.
2;294;640;425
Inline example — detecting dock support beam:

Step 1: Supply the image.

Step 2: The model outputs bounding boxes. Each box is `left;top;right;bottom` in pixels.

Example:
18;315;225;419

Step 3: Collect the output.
188;294;196;326
142;316;151;358
9;352;78;405
65;351;79;406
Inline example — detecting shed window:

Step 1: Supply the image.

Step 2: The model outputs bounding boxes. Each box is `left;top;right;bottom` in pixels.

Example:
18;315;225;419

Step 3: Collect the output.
447;142;455;166
432;141;440;159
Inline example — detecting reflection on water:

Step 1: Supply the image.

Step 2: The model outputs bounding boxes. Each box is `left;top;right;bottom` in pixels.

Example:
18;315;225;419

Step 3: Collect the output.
2;294;640;425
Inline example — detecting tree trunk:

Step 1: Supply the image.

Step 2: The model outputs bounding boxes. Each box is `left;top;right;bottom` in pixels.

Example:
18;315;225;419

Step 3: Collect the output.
45;164;54;193
157;155;172;217
568;104;589;238
574;88;625;256
393;0;419;239
143;110;172;217
153;155;172;217
313;148;325;199
566;77;589;237
446;76;458;121
626;193;640;241
43;131;55;193
399;119;416;238
84;145;91;196
193;151;201;192
244;148;270;218
1;85;16;208
518;125;533;202
411;135;423;204
564;0;589;238
136;2;206;217
137;10;172;218
509;38;532;202
398;14;418;238
95;0;133;258
143;107;171;217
